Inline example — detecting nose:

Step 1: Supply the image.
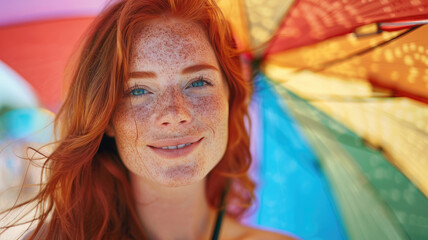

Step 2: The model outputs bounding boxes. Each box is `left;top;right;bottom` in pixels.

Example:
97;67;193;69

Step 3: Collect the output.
155;89;192;128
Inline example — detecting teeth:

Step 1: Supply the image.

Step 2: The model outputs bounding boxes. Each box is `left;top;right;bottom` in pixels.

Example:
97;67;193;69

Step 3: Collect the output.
177;144;186;149
158;142;193;150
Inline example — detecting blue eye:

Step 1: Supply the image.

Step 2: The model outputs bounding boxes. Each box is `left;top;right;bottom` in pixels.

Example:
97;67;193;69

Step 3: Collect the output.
190;79;208;88
130;88;148;96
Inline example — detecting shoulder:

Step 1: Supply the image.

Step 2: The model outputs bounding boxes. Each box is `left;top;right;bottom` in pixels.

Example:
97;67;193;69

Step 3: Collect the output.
221;216;298;240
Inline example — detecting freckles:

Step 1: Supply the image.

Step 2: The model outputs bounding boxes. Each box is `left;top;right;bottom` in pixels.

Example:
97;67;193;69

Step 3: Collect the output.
164;163;198;182
114;99;154;134
191;94;229;124
112;99;154;174
112;101;136;137
130;101;156;126
131;20;215;70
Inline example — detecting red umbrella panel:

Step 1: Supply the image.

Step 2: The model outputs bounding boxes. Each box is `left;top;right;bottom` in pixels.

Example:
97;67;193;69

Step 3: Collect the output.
0;17;95;111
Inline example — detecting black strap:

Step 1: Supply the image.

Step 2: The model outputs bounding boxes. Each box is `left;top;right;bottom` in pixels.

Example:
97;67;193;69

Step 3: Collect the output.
210;180;231;240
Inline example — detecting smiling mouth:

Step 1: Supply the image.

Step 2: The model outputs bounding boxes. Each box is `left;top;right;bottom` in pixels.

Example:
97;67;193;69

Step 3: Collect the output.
148;137;203;158
148;137;202;149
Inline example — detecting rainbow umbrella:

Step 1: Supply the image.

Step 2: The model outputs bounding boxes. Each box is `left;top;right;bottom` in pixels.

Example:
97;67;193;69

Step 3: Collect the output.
217;0;428;239
0;0;428;239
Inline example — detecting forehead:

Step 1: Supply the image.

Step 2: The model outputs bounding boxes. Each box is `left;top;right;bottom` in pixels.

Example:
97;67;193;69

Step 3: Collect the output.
130;18;218;71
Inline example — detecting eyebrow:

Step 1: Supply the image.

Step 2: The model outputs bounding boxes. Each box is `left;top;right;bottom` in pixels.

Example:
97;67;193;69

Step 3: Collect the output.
181;64;219;74
129;63;219;79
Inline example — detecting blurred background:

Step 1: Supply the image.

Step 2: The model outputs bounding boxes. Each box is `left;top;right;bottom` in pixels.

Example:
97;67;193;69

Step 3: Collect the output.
0;0;428;239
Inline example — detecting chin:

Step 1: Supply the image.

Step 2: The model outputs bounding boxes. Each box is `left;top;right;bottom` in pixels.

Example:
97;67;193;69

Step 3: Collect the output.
156;164;208;187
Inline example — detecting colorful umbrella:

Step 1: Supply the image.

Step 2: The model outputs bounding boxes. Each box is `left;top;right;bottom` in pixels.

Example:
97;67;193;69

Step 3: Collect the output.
0;0;427;239
217;0;428;239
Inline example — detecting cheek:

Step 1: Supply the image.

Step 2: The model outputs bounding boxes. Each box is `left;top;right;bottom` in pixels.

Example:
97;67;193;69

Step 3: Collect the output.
112;98;155;134
110;99;156;176
191;94;229;159
110;99;154;165
189;94;229;127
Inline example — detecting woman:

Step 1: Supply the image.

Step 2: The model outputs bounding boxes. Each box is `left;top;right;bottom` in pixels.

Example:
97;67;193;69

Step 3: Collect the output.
4;0;295;239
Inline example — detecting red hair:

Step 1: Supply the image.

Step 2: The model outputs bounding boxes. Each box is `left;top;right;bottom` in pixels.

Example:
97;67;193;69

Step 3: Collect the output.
2;0;254;238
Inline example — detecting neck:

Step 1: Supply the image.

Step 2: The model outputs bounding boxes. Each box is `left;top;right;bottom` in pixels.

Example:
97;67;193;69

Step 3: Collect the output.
131;173;216;240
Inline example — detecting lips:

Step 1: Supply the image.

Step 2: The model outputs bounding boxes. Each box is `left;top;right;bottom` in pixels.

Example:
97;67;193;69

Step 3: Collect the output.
148;137;203;159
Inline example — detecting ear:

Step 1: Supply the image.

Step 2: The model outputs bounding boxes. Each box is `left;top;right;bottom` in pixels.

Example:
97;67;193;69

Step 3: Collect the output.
105;123;115;137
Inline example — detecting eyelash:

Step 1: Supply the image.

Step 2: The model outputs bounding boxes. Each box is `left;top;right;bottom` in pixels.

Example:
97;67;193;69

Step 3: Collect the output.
126;76;212;97
188;76;212;88
127;86;149;97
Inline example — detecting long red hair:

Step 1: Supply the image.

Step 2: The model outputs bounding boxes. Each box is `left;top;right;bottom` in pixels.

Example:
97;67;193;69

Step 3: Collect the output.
2;0;254;239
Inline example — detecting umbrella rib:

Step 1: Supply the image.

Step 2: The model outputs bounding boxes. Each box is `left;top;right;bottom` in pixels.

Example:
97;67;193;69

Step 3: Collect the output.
300;25;422;72
253;76;393;101
380;20;428;27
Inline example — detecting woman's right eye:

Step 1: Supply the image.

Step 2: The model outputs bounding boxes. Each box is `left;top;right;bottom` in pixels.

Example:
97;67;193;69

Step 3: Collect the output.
130;88;148;96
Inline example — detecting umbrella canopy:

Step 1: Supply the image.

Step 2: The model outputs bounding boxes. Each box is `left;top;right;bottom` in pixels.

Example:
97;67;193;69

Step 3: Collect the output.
220;0;428;239
0;0;427;239
0;17;94;111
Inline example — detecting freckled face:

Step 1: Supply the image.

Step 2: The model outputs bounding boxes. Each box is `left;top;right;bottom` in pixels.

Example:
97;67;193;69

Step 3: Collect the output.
108;18;229;187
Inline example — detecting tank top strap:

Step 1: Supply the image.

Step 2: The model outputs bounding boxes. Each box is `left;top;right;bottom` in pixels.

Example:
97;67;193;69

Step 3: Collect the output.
210;180;231;240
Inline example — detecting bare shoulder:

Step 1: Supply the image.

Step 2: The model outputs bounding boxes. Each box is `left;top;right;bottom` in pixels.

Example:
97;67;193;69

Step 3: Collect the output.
221;215;298;240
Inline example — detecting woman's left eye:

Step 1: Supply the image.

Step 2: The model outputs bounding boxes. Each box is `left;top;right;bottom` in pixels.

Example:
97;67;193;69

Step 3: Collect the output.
189;78;210;88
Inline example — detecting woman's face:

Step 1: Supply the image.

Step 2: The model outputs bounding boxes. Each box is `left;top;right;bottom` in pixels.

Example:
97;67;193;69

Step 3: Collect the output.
107;18;229;187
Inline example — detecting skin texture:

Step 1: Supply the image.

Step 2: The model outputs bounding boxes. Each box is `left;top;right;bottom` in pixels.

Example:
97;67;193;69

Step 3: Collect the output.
107;18;229;187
